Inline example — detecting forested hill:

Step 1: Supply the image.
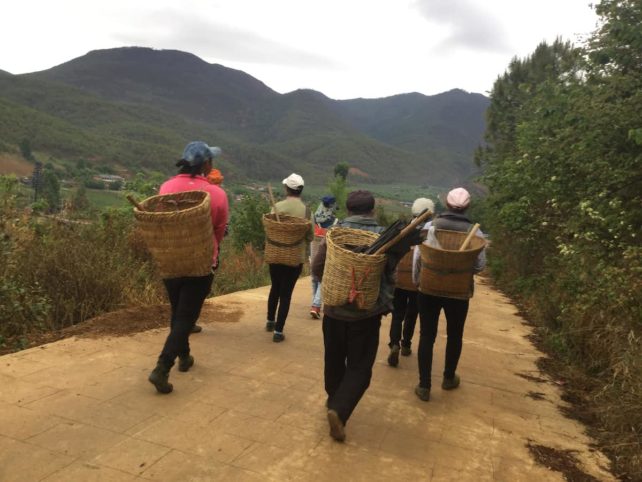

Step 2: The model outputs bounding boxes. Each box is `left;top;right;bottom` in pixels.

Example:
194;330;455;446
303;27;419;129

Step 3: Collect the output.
2;47;488;185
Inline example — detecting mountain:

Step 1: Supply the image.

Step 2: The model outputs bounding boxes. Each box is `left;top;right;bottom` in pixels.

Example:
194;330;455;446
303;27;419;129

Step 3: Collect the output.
2;47;489;185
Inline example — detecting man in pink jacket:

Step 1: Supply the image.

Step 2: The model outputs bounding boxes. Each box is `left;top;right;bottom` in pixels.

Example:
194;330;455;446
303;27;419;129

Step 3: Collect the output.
148;141;229;394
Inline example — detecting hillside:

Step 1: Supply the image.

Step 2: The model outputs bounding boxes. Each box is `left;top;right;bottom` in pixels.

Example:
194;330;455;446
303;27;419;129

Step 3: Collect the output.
2;47;489;185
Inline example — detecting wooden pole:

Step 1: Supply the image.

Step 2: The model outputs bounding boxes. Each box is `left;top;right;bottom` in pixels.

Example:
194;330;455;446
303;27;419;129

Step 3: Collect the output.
459;223;480;251
267;184;280;222
373;209;433;255
126;195;145;211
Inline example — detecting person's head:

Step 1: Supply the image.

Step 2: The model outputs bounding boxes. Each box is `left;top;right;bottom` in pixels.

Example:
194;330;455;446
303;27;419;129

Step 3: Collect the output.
346;190;375;216
411;197;435;218
321;195;336;209
282;173;304;197
176;141;222;177
445;187;471;213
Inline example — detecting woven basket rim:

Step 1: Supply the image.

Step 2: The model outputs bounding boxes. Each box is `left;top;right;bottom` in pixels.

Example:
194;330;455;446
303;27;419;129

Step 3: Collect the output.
326;227;385;260
423;229;486;253
137;190;210;217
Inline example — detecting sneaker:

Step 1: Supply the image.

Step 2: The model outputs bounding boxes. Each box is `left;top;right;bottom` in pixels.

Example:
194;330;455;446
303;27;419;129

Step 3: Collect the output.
148;363;173;394
442;374;461;390
401;346;412;357
265;320;275;332
387;345;400;367
273;332;285;343
191;324;203;333
327;409;346;442
415;385;430;402
310;306;321;319
178;355;194;372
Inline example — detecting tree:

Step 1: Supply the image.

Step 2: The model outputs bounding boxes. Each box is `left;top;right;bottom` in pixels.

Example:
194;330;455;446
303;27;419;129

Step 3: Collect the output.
70;185;90;213
230;193;270;251
41;168;61;213
19;138;33;161
333;162;350;181
327;175;348;219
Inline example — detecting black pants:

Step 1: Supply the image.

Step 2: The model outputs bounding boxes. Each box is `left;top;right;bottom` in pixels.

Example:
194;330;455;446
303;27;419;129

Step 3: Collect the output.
267;263;302;332
388;288;419;348
159;274;213;368
323;314;381;424
417;293;469;388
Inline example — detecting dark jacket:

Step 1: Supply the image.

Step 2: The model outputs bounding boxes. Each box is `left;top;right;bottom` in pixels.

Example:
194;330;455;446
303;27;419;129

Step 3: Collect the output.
312;215;400;321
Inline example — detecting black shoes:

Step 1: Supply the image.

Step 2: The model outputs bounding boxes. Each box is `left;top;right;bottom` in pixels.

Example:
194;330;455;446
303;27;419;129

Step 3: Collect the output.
191;324;203;333
415;385;430;401
272;332;285;343
148;363;173;394
387;345;400;367
442;374;461;390
400;346;412;356
265;320;275;332
327;409;346;442
178;355;194;372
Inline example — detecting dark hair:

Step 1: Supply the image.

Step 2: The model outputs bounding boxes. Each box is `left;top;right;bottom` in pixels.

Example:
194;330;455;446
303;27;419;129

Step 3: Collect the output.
285;186;303;197
177;159;209;177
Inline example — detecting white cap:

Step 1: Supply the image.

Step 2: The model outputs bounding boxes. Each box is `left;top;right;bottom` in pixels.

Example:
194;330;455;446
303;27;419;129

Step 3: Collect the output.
282;173;304;189
411;197;435;216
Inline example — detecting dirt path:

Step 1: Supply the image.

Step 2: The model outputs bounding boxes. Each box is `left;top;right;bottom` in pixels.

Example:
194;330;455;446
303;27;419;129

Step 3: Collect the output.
0;277;614;481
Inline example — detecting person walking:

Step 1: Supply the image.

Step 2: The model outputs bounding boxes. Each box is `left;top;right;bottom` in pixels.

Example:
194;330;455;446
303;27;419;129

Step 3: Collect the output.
310;195;338;319
148;141;229;394
265;173;312;342
387;197;434;367
312;190;419;441
412;187;486;401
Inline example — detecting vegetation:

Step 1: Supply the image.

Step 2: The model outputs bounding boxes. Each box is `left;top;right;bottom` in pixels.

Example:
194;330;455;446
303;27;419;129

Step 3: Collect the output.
476;1;641;477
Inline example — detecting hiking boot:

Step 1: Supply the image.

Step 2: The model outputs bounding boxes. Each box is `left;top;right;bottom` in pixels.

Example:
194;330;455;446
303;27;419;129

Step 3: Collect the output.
265;320;275;332
191;324;203;333
178;354;194;372
148;363;173;394
415;385;430;402
327;409;346;442
400;346;412;357
273;332;285;343
442;374;461;390
387;345;400;367
310;306;321;319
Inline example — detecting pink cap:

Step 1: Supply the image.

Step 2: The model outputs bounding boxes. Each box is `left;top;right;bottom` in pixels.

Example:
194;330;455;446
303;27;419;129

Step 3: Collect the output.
446;188;471;209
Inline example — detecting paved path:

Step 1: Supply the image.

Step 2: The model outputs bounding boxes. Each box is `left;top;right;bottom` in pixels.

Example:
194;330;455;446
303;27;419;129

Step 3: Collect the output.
0;277;614;481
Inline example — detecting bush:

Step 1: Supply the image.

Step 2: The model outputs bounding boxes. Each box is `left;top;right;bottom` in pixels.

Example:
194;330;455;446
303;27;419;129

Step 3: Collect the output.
230;193;270;251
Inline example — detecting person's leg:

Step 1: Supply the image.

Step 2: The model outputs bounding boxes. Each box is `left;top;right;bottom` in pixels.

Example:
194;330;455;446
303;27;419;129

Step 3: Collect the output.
416;293;442;390
388;288;407;348
442;298;469;380
401;290;419;350
328;315;381;424
323;314;347;403
274;264;302;333
310;276;322;318
266;264;281;330
164;278;181;330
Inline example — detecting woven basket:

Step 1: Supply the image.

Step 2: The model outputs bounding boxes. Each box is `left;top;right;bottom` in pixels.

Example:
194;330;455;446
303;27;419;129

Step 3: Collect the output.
310;234;325;263
263;214;311;266
322;228;387;310
395;249;417;291
419;229;486;300
133;190;213;279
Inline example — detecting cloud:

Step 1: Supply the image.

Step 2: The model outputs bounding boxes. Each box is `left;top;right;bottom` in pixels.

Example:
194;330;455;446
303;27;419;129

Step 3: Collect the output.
413;0;509;53
112;8;341;69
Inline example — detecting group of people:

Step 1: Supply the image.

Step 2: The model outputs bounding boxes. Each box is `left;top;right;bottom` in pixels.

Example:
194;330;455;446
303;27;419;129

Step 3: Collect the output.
147;141;486;444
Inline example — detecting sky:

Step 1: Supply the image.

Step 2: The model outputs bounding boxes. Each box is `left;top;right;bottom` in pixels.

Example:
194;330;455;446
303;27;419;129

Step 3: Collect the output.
1;0;598;99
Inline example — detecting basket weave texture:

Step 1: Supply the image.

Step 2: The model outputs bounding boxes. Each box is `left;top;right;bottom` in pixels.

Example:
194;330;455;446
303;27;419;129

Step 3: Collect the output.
322;228;387;310
395;249;417;292
263;214;311;266
419;229;486;300
133;191;213;279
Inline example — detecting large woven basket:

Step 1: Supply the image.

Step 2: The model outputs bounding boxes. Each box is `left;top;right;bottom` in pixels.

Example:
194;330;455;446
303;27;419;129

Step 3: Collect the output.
322;228;387;310
395;249;417;291
263;214;311;266
419;229;486;300
133;190;213;279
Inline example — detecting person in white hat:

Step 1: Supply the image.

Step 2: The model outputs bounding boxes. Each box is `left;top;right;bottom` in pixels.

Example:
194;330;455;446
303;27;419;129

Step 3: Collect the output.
411;187;486;401
386;197;435;367
265;173;312;342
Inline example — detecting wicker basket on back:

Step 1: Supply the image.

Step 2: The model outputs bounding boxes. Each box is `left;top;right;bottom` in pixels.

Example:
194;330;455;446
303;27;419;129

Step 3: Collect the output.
322;228;387;310
419;229;486;300
133;190;213;279
395;249;417;291
263;214;311;266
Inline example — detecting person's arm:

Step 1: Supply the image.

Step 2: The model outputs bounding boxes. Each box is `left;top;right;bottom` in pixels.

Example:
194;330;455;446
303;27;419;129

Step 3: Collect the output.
212;188;229;245
473;228;487;273
412;244;422;287
311;239;327;281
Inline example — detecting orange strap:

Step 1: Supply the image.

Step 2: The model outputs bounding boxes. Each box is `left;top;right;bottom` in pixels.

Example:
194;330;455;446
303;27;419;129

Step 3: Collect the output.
348;267;371;309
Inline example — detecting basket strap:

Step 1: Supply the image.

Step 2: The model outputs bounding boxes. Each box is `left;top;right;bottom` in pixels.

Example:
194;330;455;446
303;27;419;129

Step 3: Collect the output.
348;267;371;309
421;262;473;275
266;237;304;248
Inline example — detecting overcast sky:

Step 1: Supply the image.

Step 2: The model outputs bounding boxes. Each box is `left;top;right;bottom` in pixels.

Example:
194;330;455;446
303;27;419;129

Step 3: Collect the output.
2;0;598;99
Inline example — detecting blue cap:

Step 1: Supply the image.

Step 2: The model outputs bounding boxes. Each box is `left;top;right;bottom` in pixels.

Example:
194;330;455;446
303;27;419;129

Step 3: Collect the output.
321;195;336;207
180;141;222;167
